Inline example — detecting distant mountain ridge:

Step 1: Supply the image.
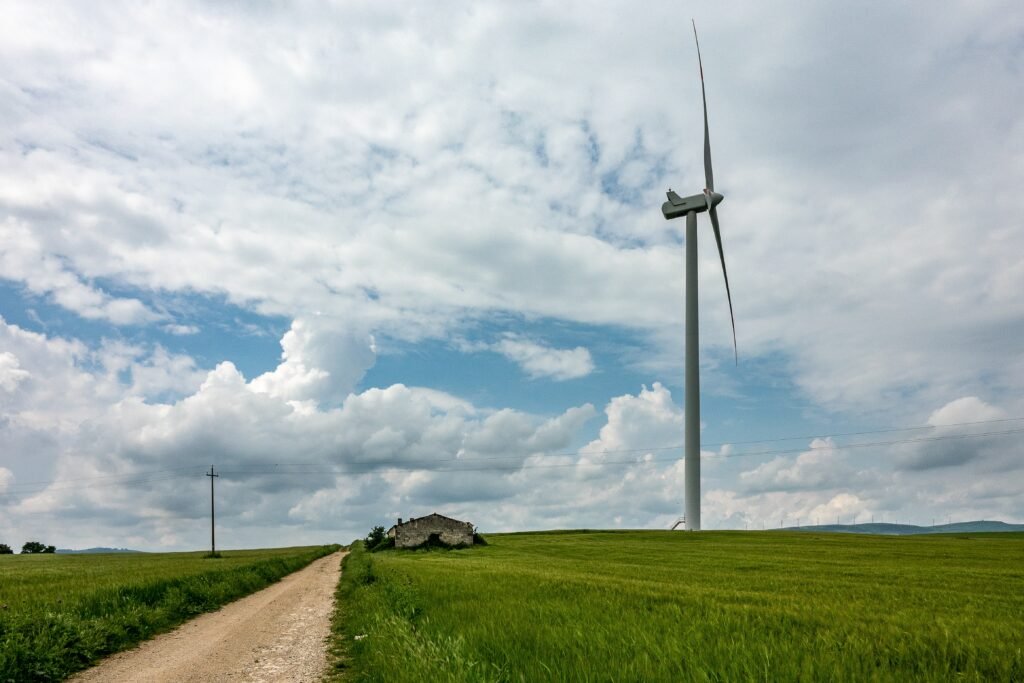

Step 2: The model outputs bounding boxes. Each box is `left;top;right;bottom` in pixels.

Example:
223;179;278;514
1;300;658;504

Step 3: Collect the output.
55;547;143;554
788;520;1024;535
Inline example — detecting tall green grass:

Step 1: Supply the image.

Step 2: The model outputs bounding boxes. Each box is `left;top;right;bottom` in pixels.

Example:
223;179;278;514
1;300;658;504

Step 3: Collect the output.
0;544;339;681
332;531;1024;682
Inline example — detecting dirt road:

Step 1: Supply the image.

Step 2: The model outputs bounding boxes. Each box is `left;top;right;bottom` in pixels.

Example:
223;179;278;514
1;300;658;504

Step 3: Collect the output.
72;550;346;683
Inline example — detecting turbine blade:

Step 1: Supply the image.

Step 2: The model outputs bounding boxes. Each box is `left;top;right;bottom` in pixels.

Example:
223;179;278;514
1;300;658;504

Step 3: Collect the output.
692;20;713;193
708;204;737;364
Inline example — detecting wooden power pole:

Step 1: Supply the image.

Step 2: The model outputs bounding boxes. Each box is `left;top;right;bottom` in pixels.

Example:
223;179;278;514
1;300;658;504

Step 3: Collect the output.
206;465;219;554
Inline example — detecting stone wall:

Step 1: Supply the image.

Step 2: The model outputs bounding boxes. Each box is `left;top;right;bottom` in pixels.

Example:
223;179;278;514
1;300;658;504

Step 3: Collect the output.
394;513;474;548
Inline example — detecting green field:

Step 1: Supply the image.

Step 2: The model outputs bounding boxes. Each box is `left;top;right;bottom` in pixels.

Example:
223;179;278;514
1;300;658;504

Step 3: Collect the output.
0;544;339;681
331;531;1024;682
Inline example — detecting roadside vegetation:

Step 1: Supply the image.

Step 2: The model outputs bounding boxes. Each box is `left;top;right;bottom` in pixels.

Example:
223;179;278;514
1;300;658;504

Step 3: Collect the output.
330;530;1024;681
0;544;339;681
363;525;394;552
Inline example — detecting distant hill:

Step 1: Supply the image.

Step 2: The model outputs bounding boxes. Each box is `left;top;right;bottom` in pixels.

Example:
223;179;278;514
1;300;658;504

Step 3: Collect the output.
788;520;1024;535
55;547;143;554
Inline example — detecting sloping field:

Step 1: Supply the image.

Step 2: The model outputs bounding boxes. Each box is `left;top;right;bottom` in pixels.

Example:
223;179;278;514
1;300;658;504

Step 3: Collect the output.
0;544;339;681
333;531;1024;681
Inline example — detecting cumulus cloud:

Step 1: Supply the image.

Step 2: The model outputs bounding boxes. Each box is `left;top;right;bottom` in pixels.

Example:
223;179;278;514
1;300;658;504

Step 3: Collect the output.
249;317;376;407
898;396;1015;471
0;352;30;392
739;438;876;494
705;395;1024;528
0;316;730;546
582;383;682;457
3;312;1022;547
927;396;1005;427
706;489;873;529
493;336;594;380
1;317;608;547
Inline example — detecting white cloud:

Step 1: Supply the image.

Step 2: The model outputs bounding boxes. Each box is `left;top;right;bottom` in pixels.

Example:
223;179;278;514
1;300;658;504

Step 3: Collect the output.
582;383;682;457
706;489;872;529
2;2;1024;544
899;396;1015;472
0;352;30;392
0;217;161;326
1;1;1021;420
493;336;594;381
927;396;1005;427
249;317;375;407
163;324;199;336
739;438;876;494
2;316;1022;549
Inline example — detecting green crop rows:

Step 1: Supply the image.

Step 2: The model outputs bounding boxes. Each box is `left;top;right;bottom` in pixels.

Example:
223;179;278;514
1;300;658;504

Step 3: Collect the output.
0;544;338;681
331;531;1024;682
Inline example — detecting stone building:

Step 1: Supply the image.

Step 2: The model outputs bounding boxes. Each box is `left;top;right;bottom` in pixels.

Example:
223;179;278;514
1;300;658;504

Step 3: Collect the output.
386;513;474;548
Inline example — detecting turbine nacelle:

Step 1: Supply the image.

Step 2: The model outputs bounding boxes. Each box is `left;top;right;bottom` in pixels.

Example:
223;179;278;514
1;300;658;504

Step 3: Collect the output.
661;189;724;220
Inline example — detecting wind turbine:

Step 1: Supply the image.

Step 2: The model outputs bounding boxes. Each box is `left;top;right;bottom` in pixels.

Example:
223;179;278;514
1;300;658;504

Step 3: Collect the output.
662;21;736;531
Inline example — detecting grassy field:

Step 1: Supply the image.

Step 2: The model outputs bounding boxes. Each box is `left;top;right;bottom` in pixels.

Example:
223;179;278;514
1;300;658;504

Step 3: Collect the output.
0;544;339;681
331;531;1024;682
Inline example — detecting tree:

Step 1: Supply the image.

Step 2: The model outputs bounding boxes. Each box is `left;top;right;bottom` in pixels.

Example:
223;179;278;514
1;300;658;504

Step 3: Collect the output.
0;543;12;554
21;541;49;554
45;545;56;554
364;525;386;551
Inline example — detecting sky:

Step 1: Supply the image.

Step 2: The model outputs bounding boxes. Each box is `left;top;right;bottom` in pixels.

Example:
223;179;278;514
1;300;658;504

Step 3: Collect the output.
1;1;1022;551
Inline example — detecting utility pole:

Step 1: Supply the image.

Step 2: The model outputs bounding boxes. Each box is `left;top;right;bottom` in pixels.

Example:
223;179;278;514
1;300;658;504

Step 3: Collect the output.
206;466;219;555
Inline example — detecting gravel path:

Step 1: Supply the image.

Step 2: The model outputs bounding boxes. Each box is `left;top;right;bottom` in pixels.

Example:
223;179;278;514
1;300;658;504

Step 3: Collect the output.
71;550;346;683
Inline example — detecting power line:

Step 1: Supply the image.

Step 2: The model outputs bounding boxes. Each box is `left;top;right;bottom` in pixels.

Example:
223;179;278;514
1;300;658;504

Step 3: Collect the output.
232;423;1024;471
0;468;203;498
2;416;1022;496
251;416;1024;468
699;416;1024;448
216;427;1024;477
2;466;200;490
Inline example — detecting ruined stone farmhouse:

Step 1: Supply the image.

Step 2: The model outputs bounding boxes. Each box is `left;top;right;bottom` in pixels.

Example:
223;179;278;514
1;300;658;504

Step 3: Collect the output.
387;513;474;548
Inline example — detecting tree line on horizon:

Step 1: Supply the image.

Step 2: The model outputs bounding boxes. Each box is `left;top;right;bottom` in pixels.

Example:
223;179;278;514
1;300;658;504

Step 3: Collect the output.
0;540;57;554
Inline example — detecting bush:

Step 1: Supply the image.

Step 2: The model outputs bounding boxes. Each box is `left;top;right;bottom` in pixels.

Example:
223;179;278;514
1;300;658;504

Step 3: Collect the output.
364;525;388;551
370;536;395;552
0;543;13;554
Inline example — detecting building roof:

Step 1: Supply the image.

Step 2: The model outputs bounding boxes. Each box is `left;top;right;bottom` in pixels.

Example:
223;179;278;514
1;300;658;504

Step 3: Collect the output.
389;512;472;533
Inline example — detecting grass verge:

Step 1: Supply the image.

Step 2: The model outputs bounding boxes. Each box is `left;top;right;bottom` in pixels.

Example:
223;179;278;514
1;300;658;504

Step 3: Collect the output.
0;544;339;681
329;531;1024;682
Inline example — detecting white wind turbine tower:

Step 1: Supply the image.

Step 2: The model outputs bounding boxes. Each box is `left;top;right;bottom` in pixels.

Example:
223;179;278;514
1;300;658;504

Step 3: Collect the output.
662;22;737;531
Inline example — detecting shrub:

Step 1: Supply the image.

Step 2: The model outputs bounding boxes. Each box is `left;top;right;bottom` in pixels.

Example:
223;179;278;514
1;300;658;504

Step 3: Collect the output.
370;536;395;552
364;525;387;551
